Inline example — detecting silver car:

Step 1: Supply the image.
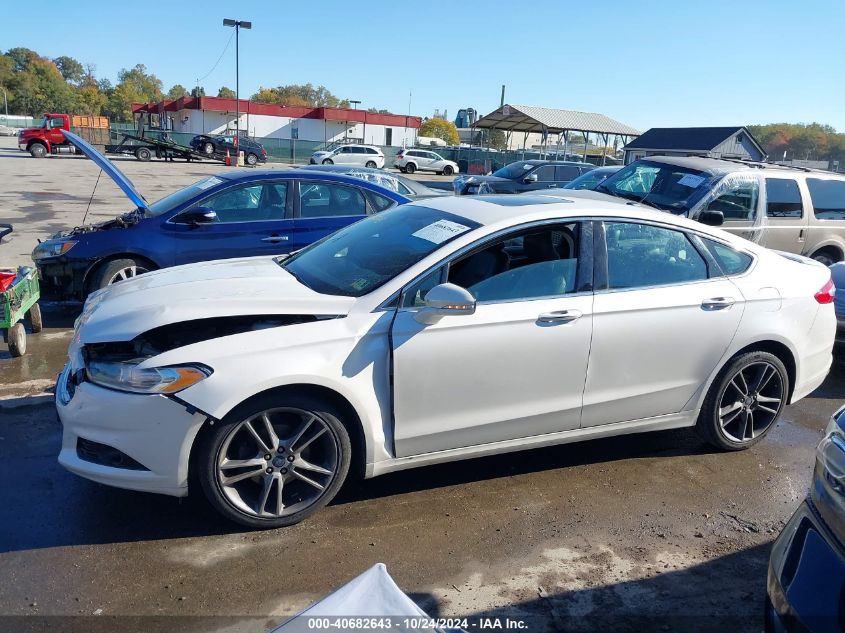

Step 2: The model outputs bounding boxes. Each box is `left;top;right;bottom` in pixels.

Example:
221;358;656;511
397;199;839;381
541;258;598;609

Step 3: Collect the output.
310;144;385;168
394;149;459;175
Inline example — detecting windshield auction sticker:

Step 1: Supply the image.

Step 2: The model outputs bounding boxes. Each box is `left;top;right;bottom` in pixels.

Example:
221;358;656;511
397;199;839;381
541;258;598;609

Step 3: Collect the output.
195;176;224;191
677;174;706;188
412;220;471;244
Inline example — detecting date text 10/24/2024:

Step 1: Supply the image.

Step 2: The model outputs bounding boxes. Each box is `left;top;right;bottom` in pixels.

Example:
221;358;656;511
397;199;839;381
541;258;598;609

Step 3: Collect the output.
305;617;529;630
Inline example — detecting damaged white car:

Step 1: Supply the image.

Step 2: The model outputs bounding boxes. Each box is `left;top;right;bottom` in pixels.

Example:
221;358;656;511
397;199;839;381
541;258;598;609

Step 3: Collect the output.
57;194;836;528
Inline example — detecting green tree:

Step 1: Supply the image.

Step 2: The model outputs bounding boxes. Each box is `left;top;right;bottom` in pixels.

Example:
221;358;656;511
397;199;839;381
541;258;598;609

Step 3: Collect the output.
217;86;236;98
106;64;162;121
191;85;205;97
53;56;85;84
367;107;390;114
419;117;460;145
76;84;107;115
487;129;507;150
251;83;349;108
6;47;39;72
11;59;77;115
167;84;188;99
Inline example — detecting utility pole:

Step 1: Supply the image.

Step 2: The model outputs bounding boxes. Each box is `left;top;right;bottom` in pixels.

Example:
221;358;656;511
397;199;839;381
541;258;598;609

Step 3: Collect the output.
223;18;252;152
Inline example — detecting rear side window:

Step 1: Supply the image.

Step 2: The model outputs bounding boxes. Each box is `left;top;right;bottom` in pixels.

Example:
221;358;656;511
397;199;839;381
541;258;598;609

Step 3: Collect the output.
555;165;580;181
534;165;556;181
703;239;753;275
368;191;396;212
366;148;379;155
765;179;803;218
807;178;845;219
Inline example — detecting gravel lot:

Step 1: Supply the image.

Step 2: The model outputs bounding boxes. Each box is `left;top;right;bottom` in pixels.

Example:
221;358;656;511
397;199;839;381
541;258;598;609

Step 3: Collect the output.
0;136;842;632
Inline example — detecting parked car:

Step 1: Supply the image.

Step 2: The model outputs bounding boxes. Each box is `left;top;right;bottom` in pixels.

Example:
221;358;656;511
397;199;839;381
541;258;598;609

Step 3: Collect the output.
0;124;17;137
766;404;845;632
832;262;845;344
189;134;267;166
310;144;385;168
299;164;449;200
33;132;409;301
597;156;845;264
563;165;622;190
394;149;459;175
56;192;835;528
453;160;594;195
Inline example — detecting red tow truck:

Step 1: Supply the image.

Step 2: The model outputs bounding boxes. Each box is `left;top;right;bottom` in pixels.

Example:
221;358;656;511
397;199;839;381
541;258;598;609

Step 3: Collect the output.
17;113;110;158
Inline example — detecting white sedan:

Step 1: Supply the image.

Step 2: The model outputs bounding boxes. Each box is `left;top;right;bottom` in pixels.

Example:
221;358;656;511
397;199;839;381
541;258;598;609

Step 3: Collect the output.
56;195;836;528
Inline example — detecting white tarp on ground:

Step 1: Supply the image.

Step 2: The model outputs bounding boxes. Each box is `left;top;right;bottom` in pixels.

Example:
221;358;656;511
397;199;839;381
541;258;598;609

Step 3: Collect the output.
271;563;445;632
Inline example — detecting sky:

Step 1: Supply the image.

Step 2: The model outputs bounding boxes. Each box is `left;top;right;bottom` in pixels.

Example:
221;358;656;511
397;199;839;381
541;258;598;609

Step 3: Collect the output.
2;0;844;133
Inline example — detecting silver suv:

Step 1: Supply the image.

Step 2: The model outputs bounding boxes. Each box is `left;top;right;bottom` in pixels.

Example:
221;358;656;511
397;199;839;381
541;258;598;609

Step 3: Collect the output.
597;156;845;264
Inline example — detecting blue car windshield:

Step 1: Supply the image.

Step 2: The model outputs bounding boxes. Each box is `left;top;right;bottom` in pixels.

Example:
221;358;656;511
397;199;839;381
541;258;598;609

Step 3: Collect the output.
280;206;481;297
146;176;227;217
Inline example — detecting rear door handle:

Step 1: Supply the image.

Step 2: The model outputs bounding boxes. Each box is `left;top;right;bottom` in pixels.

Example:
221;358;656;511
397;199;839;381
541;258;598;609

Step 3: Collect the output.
701;297;735;311
261;234;289;243
538;309;582;323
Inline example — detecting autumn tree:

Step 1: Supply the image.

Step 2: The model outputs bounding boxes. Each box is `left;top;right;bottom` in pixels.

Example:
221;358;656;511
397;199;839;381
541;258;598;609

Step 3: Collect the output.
53;56;85;84
167;84;188;99
419;117;460;145
251;83;349;108
106;64;162;121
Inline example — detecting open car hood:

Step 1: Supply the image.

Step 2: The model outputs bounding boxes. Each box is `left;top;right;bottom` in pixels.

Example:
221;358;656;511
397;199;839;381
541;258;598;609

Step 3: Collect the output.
76;256;356;344
63;130;149;212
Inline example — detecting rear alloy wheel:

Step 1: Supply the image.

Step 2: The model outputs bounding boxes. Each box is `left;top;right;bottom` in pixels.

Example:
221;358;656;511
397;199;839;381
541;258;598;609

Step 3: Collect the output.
696;351;788;450
135;147;152;162
405;163;416;174
29;143;47;158
443;165;454;176
90;258;152;291
365;160;377;168
322;158;334;165
198;394;351;528
246;153;258;166
202;142;215;155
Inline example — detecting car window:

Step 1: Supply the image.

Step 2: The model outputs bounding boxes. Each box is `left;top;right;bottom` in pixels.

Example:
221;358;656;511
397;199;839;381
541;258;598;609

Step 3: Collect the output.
200;183;288;222
402;267;446;308
339;147;351;153
605;222;708;289
705;176;759;221
555;165;581;181
765;179;803;218
299;182;366;218
351;147;366;154
396;181;414;195
534;166;556;182
702;239;753;275
366;148;378;155
445;224;580;303
368;191;397;212
806;178;845;220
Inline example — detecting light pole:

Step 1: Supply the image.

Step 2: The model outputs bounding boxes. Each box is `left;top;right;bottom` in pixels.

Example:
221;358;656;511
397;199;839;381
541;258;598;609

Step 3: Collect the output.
223;18;251;153
0;86;7;119
349;100;361;110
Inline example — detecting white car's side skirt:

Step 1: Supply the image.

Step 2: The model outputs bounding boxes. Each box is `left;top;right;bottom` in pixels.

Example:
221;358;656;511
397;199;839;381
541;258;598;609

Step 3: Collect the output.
367;410;698;478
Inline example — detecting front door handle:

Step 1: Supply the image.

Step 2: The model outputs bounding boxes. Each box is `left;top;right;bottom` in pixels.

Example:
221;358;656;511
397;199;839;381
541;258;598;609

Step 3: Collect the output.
701;297;735;311
261;234;289;243
537;309;582;324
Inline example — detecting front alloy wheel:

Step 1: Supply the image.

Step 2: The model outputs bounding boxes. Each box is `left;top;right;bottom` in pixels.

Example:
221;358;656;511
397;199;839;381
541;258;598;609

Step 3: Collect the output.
198;395;351;528
697;351;788;450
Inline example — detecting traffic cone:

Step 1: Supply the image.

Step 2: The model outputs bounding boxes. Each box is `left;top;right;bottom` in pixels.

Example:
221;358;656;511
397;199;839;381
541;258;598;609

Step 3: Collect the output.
225;149;231;166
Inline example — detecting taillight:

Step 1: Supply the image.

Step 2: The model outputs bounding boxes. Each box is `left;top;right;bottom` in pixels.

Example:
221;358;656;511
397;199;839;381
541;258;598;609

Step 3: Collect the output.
815;278;835;304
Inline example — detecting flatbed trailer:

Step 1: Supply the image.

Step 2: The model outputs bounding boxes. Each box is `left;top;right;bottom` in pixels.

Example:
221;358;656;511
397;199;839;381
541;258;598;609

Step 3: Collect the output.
105;132;223;163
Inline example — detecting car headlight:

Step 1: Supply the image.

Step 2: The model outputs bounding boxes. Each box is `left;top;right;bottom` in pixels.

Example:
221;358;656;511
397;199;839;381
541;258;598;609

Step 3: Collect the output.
824;404;845;437
86;362;212;394
32;240;76;261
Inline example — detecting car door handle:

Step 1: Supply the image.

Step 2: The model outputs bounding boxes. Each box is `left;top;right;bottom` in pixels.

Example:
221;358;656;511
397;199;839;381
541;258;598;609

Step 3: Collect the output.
261;235;289;243
701;297;735;311
537;309;582;323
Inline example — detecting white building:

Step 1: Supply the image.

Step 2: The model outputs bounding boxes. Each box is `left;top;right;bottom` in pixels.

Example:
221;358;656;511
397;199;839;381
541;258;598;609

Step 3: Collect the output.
133;96;422;147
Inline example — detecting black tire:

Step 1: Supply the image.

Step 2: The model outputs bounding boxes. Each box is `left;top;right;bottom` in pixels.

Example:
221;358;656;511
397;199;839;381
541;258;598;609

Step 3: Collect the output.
29;143;47;158
7;323;26;357
695;351;789;451
246;152;258;166
322;158;334;165
197;392;352;529
405;163;416;174
27;303;43;333
202;141;215;155
443;165;454;176
365;160;377;168
73;144;85;156
135;147;152;162
811;250;839;267
399;167;407;173
89;258;152;291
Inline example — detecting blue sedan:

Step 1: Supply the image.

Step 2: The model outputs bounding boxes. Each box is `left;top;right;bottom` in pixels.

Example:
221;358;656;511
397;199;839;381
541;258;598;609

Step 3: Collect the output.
33;132;410;301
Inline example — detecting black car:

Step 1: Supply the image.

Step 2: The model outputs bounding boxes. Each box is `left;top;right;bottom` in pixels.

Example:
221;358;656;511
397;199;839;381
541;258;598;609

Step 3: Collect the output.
190;134;267;166
766;403;845;632
453;160;594;195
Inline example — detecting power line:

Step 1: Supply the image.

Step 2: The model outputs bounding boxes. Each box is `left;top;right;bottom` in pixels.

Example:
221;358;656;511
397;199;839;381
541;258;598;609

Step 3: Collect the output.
196;29;236;85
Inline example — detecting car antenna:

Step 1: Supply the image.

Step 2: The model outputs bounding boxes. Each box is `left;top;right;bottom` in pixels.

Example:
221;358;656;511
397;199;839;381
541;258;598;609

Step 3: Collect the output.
81;169;103;227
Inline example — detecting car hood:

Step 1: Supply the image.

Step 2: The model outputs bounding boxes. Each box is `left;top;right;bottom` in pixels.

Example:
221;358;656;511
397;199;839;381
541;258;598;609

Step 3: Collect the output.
63;130;149;212
76;256;356;344
312;150;333;157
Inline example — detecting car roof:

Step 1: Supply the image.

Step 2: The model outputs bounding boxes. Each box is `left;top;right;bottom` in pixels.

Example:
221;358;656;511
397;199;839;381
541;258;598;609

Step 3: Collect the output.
298;164;447;196
210;169;410;199
508;159;594;167
634;154;845;178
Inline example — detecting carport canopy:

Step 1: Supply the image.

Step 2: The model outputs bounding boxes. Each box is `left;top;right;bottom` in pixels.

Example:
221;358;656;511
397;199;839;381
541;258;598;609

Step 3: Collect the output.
473;104;640;137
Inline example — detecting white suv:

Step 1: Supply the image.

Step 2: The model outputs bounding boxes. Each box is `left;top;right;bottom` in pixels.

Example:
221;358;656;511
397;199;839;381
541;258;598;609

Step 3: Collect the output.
310;144;384;168
394;149;459;175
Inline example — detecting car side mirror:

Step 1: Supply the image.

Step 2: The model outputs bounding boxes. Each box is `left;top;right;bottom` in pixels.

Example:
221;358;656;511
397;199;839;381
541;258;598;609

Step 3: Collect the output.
523;173;538;184
414;283;476;325
178;207;218;226
698;209;724;226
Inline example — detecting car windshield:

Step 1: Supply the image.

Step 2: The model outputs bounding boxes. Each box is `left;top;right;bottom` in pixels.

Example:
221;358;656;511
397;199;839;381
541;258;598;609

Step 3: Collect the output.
280;206;481;297
492;162;538;179
596;161;715;212
146;176;227;217
564;169;615;190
